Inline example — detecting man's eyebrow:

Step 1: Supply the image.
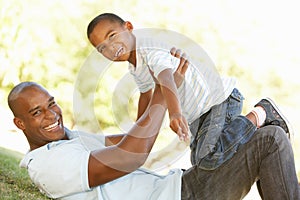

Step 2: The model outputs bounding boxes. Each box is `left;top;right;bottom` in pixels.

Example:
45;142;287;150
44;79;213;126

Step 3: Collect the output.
29;105;40;114
28;96;55;114
49;96;55;102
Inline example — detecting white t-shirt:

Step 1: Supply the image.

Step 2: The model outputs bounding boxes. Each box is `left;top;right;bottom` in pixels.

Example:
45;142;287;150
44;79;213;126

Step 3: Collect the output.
20;129;183;199
129;36;236;123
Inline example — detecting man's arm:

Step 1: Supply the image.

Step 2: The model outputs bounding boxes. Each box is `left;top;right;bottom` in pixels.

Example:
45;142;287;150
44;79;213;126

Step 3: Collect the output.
88;49;190;187
170;47;189;88
88;85;166;187
136;89;153;120
105;48;189;146
105;134;126;146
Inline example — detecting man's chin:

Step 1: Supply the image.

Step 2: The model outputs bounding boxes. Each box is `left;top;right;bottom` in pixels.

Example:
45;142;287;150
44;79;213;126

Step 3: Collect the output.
52;130;67;141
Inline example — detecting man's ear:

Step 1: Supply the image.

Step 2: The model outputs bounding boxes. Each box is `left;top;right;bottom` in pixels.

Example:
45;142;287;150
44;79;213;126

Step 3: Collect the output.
13;117;25;130
124;21;134;31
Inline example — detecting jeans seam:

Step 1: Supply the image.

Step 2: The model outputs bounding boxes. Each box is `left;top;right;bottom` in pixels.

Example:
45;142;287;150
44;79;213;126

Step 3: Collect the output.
222;122;254;154
277;146;291;199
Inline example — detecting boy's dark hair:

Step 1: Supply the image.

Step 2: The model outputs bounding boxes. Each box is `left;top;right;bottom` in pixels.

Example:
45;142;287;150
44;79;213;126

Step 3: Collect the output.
87;13;125;39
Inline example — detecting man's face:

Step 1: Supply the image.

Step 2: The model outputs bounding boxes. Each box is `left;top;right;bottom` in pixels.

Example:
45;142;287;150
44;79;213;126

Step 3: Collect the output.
88;19;135;62
13;86;66;149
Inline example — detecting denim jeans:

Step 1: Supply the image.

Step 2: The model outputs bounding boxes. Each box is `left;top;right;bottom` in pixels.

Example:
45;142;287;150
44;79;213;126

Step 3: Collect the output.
181;126;300;199
189;88;256;170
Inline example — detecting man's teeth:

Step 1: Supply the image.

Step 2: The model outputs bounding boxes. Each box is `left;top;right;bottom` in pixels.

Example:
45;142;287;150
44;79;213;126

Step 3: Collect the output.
44;121;59;130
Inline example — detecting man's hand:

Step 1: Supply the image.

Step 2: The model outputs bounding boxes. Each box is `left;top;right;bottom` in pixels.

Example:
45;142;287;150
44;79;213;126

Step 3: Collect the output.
171;47;189;88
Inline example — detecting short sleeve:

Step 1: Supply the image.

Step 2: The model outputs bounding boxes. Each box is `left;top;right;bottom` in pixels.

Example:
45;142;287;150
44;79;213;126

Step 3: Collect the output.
23;140;91;198
129;63;155;93
146;49;180;79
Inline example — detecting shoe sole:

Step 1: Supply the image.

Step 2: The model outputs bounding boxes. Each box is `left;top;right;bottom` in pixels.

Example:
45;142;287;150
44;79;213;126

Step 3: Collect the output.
265;97;294;140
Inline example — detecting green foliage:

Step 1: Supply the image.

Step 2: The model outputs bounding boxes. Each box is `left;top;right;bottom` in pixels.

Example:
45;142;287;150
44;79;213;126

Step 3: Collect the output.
0;147;50;199
0;0;156;130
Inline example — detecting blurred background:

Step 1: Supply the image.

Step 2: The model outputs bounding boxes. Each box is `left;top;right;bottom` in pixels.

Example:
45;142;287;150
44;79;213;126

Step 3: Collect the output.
1;0;299;198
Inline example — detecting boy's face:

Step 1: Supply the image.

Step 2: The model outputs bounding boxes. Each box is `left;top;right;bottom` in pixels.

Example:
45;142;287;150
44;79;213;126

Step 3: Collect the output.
89;19;135;62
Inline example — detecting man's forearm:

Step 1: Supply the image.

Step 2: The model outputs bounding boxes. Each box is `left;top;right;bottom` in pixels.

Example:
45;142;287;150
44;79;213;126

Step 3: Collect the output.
105;134;126;146
91;85;166;174
136;90;153;120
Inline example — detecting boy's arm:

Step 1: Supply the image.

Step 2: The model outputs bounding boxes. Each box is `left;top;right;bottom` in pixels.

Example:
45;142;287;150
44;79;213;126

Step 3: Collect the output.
136;89;153;120
157;69;181;116
106;49;189;145
157;69;188;140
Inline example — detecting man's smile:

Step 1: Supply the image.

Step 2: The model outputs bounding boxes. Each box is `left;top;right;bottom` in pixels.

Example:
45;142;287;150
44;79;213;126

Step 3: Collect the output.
44;121;60;131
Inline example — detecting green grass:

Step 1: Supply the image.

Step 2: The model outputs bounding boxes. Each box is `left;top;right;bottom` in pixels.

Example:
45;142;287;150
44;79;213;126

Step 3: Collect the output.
0;147;50;200
0;145;298;200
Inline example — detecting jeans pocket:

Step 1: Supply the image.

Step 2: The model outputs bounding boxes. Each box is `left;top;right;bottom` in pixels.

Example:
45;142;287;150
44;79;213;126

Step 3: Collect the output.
226;88;244;123
230;88;244;102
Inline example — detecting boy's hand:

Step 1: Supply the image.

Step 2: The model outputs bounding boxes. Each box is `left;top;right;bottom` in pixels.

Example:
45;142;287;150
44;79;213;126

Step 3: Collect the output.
169;47;190;141
169;113;189;141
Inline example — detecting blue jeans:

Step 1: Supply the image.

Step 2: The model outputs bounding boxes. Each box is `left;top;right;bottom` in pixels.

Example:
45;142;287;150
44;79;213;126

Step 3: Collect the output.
189;88;256;170
181;126;300;199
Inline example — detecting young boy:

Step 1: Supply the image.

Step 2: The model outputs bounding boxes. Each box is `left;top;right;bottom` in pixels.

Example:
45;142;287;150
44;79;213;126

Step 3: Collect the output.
87;13;292;168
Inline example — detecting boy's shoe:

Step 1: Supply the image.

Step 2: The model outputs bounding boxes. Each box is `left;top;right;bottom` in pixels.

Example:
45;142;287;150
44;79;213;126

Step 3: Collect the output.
255;97;293;140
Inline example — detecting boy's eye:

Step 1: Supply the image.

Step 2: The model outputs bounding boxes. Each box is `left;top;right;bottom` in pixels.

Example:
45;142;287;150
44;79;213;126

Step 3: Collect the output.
109;33;116;40
97;45;105;53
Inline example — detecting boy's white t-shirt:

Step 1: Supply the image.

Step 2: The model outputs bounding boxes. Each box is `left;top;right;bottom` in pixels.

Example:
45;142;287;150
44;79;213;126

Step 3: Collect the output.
20;129;183;199
128;36;236;123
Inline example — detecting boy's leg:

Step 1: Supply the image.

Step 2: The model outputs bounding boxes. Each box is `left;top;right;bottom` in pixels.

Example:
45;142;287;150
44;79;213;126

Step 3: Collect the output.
255;97;294;140
190;88;256;169
181;126;300;200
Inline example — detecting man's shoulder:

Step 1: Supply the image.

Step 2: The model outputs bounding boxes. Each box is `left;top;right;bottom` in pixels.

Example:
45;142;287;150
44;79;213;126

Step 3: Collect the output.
66;128;106;150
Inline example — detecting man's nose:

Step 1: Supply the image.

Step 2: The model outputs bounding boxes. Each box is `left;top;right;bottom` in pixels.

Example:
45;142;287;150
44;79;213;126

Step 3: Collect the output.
45;109;57;119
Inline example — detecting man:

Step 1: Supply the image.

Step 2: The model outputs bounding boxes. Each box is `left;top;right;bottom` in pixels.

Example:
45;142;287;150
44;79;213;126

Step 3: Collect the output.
7;53;300;199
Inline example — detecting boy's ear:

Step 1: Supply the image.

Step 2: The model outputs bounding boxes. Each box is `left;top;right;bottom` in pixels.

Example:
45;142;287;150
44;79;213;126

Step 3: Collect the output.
124;21;134;31
13;117;25;131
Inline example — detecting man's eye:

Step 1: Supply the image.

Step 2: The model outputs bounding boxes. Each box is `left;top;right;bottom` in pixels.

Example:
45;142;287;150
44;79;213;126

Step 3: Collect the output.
33;110;41;116
49;101;56;107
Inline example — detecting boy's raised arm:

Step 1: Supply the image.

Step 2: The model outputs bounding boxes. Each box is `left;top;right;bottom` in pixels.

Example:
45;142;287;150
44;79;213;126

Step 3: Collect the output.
157;69;189;141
